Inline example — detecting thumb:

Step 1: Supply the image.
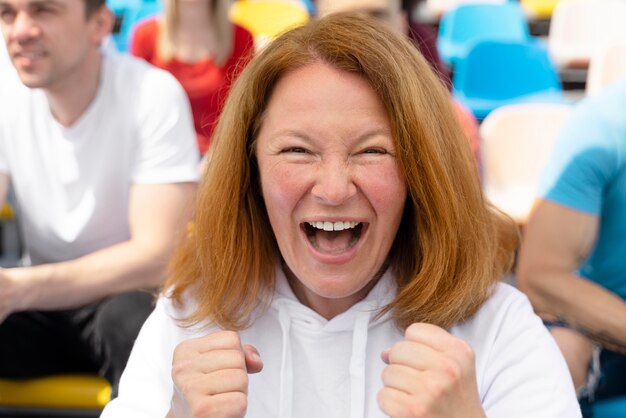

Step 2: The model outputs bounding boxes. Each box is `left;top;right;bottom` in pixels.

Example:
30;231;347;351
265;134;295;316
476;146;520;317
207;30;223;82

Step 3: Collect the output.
381;348;390;365
242;344;263;374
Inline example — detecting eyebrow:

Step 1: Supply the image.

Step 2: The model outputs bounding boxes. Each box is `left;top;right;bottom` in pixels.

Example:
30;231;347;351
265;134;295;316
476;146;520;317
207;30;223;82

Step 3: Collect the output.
271;128;392;143
0;0;66;9
30;0;66;8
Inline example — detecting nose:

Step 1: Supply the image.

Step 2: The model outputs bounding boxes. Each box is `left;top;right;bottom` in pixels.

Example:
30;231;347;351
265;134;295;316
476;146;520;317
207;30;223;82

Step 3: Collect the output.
9;11;40;42
311;157;357;205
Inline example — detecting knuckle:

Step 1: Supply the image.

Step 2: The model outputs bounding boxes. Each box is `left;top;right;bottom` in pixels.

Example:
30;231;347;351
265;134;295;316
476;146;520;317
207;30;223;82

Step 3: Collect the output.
393;340;410;351
380;365;392;384
172;355;200;377
406;322;421;334
405;322;424;339
233;369;249;389
172;341;190;361
230;347;247;368
453;338;474;359
407;400;428;418
171;362;185;380
177;380;196;398
221;330;242;347
376;388;391;412
232;392;248;416
171;358;194;383
387;340;407;361
440;357;463;382
427;378;447;400
190;399;213;418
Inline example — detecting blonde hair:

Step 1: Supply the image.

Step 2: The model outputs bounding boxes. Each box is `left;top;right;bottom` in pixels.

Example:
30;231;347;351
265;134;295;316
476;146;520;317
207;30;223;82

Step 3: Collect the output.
166;13;518;331
158;0;232;64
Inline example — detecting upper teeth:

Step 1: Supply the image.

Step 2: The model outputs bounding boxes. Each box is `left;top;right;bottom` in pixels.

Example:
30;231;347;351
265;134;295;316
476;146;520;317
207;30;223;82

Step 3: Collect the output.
308;221;359;231
20;52;43;59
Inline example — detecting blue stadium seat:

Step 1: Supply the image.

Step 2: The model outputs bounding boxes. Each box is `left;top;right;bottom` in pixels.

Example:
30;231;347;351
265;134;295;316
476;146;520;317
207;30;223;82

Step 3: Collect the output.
452;39;567;120
593;396;626;418
437;2;530;69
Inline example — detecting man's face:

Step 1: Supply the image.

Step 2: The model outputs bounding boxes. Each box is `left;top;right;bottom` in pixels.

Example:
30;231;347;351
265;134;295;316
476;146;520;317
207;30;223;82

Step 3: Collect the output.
0;0;109;89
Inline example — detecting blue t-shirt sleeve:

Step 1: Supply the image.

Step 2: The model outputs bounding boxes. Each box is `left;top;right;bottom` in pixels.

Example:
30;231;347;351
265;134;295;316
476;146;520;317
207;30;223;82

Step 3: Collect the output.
539;95;622;215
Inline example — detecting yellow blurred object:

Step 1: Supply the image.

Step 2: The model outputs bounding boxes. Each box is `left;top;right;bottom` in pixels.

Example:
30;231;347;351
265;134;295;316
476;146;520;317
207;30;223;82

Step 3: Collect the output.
0;202;13;219
230;0;309;49
0;375;111;409
520;0;561;19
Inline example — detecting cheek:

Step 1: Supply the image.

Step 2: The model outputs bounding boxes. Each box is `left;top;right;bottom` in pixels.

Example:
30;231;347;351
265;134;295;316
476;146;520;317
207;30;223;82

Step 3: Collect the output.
260;162;309;219
358;164;406;216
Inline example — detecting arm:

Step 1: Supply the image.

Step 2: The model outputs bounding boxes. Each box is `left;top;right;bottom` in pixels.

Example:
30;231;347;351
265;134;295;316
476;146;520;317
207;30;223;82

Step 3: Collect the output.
517;198;626;352
0;181;195;321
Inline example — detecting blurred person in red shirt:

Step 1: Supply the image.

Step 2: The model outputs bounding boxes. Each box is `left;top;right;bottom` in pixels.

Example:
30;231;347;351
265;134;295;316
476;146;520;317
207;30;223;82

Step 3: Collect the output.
131;0;254;156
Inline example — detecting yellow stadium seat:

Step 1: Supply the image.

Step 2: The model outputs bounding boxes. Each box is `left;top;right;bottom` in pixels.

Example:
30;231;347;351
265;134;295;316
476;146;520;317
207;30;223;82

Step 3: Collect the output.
0;203;13;219
521;0;561;19
230;0;309;50
0;375;111;410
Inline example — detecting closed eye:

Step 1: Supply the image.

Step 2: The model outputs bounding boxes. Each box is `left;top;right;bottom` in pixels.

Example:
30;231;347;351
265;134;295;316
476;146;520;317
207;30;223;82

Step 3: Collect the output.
283;147;308;154
361;148;387;155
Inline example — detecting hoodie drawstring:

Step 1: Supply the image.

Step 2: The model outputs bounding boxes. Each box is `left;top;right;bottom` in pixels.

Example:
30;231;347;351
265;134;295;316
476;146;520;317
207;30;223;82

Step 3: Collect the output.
278;305;294;418
349;311;372;418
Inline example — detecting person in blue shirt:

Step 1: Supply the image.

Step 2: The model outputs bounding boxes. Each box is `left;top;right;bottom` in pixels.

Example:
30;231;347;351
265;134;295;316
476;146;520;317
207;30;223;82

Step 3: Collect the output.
518;79;626;416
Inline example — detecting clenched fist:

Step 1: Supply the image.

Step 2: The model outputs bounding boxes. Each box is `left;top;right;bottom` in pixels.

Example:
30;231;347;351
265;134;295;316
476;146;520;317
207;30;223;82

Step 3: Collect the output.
167;330;263;418
378;323;485;418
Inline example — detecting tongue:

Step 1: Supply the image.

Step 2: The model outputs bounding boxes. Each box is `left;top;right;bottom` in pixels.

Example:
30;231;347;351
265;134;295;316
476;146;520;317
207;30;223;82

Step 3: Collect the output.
314;229;353;253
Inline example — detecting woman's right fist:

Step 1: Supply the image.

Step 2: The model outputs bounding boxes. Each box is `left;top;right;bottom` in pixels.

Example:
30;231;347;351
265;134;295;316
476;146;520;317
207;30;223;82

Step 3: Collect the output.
168;330;263;418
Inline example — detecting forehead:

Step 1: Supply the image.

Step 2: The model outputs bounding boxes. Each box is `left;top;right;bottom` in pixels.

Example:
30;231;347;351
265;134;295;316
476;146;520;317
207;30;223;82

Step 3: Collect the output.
271;63;380;108
259;63;390;140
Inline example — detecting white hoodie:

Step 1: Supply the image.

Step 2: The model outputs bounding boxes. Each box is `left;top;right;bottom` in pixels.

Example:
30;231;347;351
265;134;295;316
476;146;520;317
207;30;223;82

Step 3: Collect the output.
102;267;581;418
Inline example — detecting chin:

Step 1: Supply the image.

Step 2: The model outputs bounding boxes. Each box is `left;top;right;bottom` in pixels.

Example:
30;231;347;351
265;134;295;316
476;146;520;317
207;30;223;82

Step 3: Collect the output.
307;275;372;298
16;74;46;89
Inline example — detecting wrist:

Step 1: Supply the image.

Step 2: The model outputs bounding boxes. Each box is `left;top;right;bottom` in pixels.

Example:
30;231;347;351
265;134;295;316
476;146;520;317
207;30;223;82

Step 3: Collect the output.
7;264;53;311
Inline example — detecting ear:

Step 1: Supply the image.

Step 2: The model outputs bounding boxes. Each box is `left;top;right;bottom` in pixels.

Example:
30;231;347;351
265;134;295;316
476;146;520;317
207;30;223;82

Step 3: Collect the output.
90;5;115;44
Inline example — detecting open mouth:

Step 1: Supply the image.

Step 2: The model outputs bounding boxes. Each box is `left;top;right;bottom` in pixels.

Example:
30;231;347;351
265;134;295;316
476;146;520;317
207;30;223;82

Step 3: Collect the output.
16;51;45;59
303;221;364;254
13;50;46;68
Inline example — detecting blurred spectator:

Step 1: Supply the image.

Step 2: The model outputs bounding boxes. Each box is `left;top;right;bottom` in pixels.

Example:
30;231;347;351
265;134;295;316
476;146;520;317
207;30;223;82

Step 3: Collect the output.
0;0;198;396
517;80;626;416
131;0;254;156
